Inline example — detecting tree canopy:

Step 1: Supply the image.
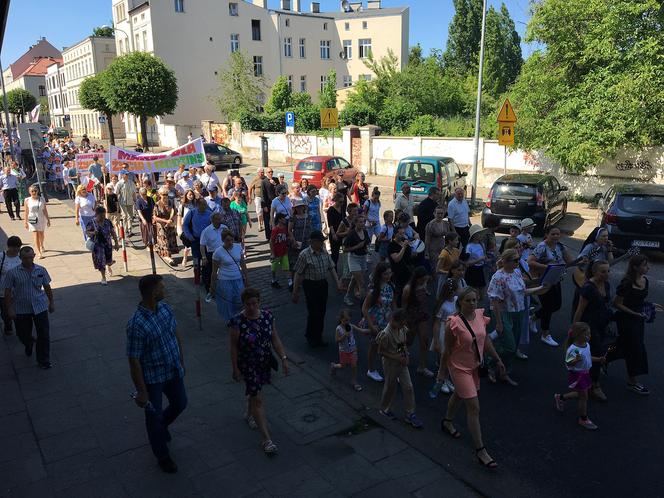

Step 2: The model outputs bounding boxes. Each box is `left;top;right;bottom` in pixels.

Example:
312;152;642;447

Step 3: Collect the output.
2;89;37;122
319;69;337;109
215;51;265;122
510;0;664;172
92;26;114;37
79;73;117;144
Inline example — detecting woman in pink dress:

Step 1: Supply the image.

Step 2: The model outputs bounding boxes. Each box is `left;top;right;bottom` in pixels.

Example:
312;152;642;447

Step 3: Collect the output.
440;286;505;469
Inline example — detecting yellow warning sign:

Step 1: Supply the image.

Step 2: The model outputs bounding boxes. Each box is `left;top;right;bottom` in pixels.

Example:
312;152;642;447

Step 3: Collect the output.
498;123;514;146
497;98;517;123
320;108;339;129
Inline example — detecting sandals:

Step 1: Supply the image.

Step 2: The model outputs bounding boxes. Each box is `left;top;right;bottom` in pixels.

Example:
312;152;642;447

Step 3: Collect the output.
441;418;461;439
476;447;498;468
245;414;258;430
487;368;497;384
262;439;278;455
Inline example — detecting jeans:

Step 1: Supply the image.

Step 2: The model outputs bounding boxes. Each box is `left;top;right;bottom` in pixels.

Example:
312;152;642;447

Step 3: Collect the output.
145;375;188;460
202;250;213;292
0;296;13;332
303;279;328;345
2;188;20;218
15;311;50;364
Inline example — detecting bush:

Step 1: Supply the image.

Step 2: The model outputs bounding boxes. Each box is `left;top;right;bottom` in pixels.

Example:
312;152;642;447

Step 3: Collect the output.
377;96;418;135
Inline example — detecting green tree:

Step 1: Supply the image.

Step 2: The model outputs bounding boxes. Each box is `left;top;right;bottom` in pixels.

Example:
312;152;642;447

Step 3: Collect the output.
79;73;118;145
288;92;320;132
92;26;114;37
377;95;418;134
408;44;424;66
215;51;264;123
39;97;50;125
101;52;178;150
264;76;292;114
443;0;484;71
3;89;37;122
340;79;381;127
318;69;337;109
511;0;664;172
484;4;522;96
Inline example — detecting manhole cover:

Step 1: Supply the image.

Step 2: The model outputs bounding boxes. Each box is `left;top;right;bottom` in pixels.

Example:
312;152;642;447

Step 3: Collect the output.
281;404;338;435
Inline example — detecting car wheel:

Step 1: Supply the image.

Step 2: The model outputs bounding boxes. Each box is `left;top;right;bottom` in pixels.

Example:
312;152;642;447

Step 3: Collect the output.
234;157;242;165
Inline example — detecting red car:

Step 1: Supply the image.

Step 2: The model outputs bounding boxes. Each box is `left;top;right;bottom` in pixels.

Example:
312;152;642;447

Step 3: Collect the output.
293;155;358;188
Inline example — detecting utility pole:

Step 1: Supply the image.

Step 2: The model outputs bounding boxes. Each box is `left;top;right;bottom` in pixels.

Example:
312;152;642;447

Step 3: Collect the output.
0;58;16;161
470;0;488;206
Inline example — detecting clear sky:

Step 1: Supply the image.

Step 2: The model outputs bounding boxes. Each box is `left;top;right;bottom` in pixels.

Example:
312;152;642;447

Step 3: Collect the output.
1;0;535;66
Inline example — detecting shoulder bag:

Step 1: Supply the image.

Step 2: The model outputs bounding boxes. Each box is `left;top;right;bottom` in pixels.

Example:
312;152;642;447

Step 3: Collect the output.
179;211;194;248
458;314;488;377
27;198;40;225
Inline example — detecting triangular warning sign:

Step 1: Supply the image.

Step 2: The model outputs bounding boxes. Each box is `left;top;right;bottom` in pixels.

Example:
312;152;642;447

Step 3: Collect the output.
497;98;517;123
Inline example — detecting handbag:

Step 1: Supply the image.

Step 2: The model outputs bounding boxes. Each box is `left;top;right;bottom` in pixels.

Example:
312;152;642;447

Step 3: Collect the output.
459;313;488;378
85;219;98;251
27;199;40;225
179;209;194;248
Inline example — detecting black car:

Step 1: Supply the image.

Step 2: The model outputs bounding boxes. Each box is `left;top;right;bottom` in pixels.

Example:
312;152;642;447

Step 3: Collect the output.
596;183;664;250
481;174;568;235
204;143;242;170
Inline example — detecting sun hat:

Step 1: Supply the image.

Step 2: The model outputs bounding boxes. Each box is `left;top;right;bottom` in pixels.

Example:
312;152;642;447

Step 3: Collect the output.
520;218;536;229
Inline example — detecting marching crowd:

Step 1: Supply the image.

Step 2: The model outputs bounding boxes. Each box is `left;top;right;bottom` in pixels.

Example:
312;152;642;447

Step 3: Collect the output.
1;134;662;474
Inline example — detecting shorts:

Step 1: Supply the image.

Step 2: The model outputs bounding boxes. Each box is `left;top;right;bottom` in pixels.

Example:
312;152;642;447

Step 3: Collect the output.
271;254;289;272
347;253;368;273
568;370;592;391
107;212;121;225
339;350;358;366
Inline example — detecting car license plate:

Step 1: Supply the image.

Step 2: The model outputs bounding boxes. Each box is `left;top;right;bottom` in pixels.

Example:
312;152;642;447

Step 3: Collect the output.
633;240;660;248
411;187;425;192
502;219;521;225
302;175;313;179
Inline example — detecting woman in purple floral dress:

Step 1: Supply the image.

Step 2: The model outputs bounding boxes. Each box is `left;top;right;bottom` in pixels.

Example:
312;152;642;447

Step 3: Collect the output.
228;288;289;455
85;206;119;286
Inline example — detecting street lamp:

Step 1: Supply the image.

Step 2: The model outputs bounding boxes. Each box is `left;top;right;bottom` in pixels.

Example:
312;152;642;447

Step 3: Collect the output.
101;25;133;51
470;0;488;206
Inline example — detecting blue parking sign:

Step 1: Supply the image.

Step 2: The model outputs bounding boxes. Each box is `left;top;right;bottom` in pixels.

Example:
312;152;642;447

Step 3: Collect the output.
285;112;295;127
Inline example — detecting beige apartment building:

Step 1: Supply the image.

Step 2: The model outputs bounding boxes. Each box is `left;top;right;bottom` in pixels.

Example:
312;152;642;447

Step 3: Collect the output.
45;61;68;129
112;0;409;148
62;35;125;140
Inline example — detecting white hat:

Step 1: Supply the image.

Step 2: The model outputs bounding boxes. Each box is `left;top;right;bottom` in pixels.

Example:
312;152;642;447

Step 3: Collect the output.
468;224;488;240
292;198;306;208
520;218;536;229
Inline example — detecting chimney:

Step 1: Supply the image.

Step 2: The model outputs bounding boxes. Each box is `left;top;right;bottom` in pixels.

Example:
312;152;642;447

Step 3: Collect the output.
311;2;320;13
280;0;291;9
252;0;267;8
349;2;362;11
293;0;301;11
367;0;381;9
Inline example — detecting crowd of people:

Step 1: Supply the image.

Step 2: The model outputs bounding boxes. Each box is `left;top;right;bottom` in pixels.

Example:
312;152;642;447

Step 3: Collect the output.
2;134;662;474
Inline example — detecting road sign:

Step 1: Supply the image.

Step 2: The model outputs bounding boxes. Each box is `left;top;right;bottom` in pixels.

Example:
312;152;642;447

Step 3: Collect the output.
285;111;295;134
320;108;338;129
497;98;517;123
498;122;514;146
98;115;106;124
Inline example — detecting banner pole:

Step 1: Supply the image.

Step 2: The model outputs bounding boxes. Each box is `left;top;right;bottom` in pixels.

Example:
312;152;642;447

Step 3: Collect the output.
120;220;129;273
193;259;202;331
148;223;157;275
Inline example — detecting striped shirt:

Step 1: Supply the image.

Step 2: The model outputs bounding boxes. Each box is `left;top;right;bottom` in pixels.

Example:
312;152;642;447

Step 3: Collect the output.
126;302;183;385
294;246;334;281
3;264;52;314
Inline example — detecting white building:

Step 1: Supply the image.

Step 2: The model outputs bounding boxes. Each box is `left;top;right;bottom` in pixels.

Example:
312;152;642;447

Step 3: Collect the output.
45;61;68;129
61;35;125;140
111;0;409;148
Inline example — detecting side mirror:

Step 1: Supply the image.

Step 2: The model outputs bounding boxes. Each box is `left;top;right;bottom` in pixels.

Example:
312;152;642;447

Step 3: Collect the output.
594;192;603;199
461;171;468;177
559;185;568;191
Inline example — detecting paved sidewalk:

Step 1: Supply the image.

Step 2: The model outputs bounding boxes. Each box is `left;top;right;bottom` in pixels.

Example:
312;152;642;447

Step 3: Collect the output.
0;199;477;498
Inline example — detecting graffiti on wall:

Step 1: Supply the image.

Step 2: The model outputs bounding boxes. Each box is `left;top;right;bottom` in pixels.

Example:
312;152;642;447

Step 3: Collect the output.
615;159;653;172
288;134;313;155
210;123;230;145
523;151;542;170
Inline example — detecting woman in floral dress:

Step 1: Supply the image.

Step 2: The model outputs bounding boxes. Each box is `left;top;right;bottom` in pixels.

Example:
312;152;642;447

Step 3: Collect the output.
362;262;395;383
228;288;289;455
85;206;119;285
153;188;179;265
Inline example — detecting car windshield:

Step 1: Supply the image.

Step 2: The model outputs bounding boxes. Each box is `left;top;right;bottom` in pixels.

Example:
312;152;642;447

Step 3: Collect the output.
493;183;537;200
297;161;323;171
617;194;664;214
398;161;436;183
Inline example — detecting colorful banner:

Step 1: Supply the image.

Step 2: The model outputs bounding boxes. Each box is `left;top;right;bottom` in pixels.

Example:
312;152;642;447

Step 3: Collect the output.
74;152;110;181
108;138;205;175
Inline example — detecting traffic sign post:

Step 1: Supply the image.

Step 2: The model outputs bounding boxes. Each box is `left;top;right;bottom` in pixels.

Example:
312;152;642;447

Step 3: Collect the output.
98;115;106;124
320;108;338;156
285;112;295;167
497;98;517;174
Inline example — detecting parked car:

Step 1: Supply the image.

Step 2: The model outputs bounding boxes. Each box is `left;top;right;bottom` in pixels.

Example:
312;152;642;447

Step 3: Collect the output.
293;155;358;187
52;127;69;139
393;156;467;206
204;143;242;170
482;173;568;235
596;183;664;250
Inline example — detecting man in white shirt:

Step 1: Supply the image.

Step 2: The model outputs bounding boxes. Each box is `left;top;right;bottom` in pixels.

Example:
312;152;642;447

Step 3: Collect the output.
199;212;228;302
175;171;194;196
0;236;23;335
394;184;414;221
205;187;222;213
198;163;220;193
446;187;471;247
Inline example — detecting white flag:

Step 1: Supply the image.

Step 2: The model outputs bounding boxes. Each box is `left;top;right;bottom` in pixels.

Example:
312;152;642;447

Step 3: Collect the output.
29;104;41;123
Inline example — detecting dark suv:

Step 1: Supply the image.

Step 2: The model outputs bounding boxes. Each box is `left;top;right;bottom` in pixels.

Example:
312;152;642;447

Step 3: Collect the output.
204;143;242;170
596;183;664;250
482;174;568;235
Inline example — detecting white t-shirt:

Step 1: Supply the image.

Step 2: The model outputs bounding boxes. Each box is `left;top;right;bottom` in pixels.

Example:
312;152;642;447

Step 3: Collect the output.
271;196;293;219
431;297;457;352
199;172;220;191
0;251;21;298
566;343;592;372
75;193;96;217
199;223;228;253
465;242;485;267
212;243;243;280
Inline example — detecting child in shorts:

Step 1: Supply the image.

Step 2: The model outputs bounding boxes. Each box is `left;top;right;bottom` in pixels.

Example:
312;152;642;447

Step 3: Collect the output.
330;309;369;391
269;212;289;288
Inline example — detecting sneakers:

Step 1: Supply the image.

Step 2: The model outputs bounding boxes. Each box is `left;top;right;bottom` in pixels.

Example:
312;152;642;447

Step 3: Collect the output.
554;393;565;412
262;439;278;455
100;278;108;286
343;296;355;306
270;281;281;289
417;367;435;378
158;456;178;474
429;381;444;399
516;350;528;360
205;293;213;303
367;370;384;382
627;383;650;395
379;409;396;420
540;335;559;347
591;387;608;401
441;379;455;394
578;418;598;430
529;320;538;334
404;412;424;429
245;415;258;430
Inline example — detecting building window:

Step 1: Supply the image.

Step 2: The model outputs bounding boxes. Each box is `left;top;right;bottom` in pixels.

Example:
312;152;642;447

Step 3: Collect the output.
251;20;261;41
362;21;368;29
343;40;352;59
142;31;148;51
135;33;141;50
141;13;145;20
114;3;127;22
284;37;292;57
323;22;328;30
285;18;290;27
359;74;372;81
230;33;240;52
320;75;327;91
39;85;46;97
253;56;263;77
228;2;238;16
359;38;372;58
300;75;306;91
287;75;292;91
174;0;184;13
320;40;330;60
343;75;352;87
299;38;306;58
344;22;350;31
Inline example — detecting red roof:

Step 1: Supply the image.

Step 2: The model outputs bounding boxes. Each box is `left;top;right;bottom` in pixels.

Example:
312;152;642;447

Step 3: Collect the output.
8;39;61;78
17;57;62;78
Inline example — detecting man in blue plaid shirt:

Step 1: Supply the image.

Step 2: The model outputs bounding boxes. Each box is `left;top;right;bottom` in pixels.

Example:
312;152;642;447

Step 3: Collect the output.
126;274;187;474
